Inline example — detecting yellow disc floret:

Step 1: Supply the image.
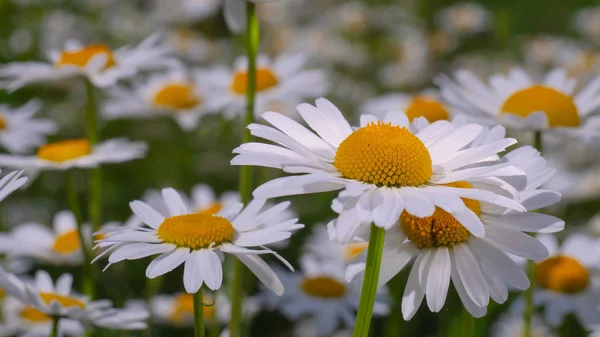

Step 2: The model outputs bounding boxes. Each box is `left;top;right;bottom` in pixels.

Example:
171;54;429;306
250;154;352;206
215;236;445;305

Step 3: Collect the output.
20;307;51;323
0;287;5;299
334;121;432;187
153;83;200;110
157;214;234;250
301;276;347;299
0;116;6;131
231;68;279;95
56;44;116;69
37;139;92;162
401;181;480;249
344;242;368;262
39;292;86;309
536;256;589;294
196;203;223;216
405;96;450;122
52;230;81;254
500;85;581;127
170;293;215;324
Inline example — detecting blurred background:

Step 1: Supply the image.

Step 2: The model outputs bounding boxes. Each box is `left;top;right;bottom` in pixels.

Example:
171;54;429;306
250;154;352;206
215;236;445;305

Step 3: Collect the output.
1;0;600;336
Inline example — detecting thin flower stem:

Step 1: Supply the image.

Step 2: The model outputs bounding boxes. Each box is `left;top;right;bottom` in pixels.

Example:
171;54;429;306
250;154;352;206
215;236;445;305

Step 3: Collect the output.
143;277;163;337
352;224;386;337
85;79;102;234
209;301;220;337
229;2;259;337
461;306;475;337
50;316;60;337
523;130;543;337
194;288;206;337
65;170;94;298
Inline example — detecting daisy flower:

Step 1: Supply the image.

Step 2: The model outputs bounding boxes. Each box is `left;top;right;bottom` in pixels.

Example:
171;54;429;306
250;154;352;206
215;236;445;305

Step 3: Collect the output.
490;313;555;337
0;34;175;90
379;26;430;88
232;97;526;243
0;100;57;154
360;90;453;123
263;254;389;336
103;68;220;131
0;269;149;333
343;139;563;319
533;233;600;327
436;2;491;36
200;53;327;119
153;0;221;23
436;67;600;136
95;188;302;295
0;169;27;203
573;7;600;44
304;226;367;265
0;138;147;171
150;291;259;326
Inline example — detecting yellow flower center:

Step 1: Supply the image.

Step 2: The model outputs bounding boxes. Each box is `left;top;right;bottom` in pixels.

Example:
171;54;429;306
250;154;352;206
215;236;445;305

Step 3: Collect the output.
344;242;368;262
535;256;590;294
500;85;581;127
0;116;6;131
301;276;347;299
405;96;450;122
56;44;116;69
157;214;234;250
401;182;480;249
0;287;5;299
37;139;92;162
196;203;223;216
153;83;201;110
230;68;279;95
20;307;51;323
39;292;86;309
333;121;433;187
169;294;215;324
52;230;81;254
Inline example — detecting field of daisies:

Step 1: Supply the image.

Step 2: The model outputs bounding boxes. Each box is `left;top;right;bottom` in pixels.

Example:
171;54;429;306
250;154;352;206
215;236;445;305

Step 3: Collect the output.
1;0;600;336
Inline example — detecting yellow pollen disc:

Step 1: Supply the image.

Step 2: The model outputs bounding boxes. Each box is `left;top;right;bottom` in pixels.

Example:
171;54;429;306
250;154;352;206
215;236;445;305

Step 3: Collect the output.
37;139;92;162
535;256;589;294
333;121;432;187
500;85;581;127
401;181;480;249
405;96;450;122
157;214;234;250
301;276;347;299
344;243;368;262
52;230;81;254
230;68;279;95
20;307;51;323
170;294;215;323
39;292;85;309
0;116;6;131
0;287;5;299
153;83;201;110
56;44;116;69
196;203;223;216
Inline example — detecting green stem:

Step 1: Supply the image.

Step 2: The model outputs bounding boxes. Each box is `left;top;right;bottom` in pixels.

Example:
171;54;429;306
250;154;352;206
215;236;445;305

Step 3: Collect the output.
229;2;259;337
65;170;94;298
209;300;220;337
143;277;163;337
352;224;386;337
193;289;206;337
50;316;60;337
383;273;406;337
524;131;543;337
461;306;475;337
85;79;102;234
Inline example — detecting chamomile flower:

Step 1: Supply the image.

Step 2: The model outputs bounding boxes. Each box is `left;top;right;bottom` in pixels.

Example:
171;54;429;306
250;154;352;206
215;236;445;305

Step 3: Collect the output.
360;91;453;123
533;233;600;326
573;7;600;44
0;34;175;90
304;226;367;265
232;98;525;243
343;141;563;319
103;68;220;131
150;291;259;326
0;269;149;331
0;138;148;171
0;169;27;204
200;53;327;119
153;0;220;23
0;100;57;154
379;26;430;88
436;67;600;136
436;2;491;36
263;254;389;336
95;188;302;295
490;313;555;337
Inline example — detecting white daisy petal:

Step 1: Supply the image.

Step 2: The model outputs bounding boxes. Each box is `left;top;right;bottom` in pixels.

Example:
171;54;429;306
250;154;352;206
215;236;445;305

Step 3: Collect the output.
145;248;190;279
235;254;284;296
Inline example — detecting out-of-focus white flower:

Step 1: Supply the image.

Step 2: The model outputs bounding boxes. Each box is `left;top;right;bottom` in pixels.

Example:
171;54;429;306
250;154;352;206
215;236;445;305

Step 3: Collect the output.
166;29;218;63
0;138;148;171
224;0;278;33
0;169;27;204
0;100;57;154
360;90;453;123
293;318;353;337
490;313;555;337
103;68;221;131
200;53;327;119
436;2;491;36
0;34;176;90
379;26;430;88
573;7;600;43
304;226;367;265
153;0;220;23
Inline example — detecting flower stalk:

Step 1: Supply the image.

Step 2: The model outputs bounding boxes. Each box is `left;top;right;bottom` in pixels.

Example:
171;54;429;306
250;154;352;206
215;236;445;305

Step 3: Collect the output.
352;224;386;337
194;288;206;337
50;316;60;337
